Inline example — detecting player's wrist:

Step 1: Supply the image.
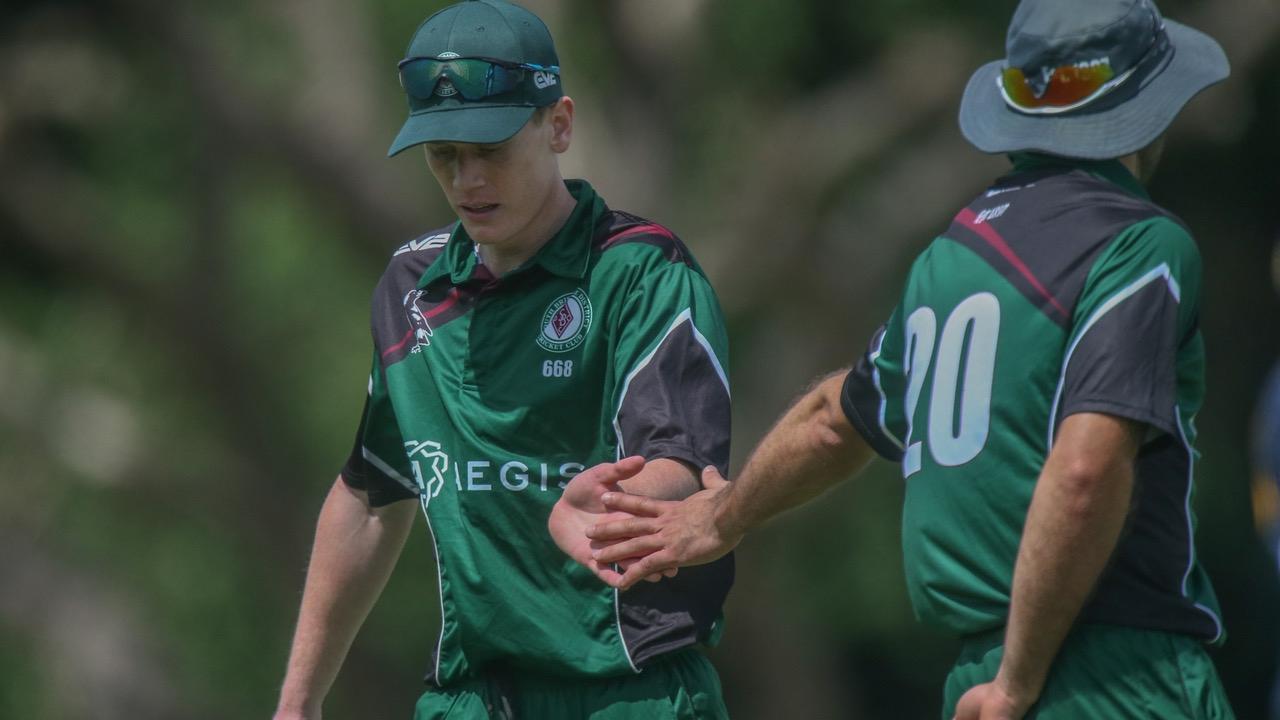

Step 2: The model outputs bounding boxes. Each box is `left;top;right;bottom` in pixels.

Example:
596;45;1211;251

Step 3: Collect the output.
991;667;1040;716
275;685;323;719
711;486;749;541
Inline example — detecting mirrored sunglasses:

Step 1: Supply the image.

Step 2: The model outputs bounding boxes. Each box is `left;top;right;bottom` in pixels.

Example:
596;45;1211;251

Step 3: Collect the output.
397;56;559;101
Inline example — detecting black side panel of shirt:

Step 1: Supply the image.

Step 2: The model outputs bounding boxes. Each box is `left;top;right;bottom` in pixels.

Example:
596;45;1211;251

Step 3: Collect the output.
1082;435;1219;639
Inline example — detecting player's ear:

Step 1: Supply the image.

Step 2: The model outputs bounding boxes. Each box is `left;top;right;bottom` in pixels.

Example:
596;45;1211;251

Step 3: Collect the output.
549;97;573;154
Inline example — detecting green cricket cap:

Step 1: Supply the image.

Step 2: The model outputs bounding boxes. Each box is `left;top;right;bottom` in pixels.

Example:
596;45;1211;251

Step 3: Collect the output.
388;0;563;156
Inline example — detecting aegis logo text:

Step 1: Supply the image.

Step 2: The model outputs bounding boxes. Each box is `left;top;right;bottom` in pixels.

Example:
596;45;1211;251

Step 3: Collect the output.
405;439;585;499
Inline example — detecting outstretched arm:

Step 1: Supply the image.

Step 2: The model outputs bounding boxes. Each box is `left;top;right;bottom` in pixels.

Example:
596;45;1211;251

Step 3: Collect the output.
589;370;876;588
953;412;1139;720
275;477;417;720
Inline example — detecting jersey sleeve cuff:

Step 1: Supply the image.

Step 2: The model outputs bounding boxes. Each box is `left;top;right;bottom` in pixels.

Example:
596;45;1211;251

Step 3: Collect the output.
841;370;905;463
1057;398;1178;440
635;441;728;477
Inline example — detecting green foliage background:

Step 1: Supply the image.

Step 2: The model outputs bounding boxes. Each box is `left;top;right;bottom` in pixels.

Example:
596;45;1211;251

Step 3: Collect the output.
1;0;1277;718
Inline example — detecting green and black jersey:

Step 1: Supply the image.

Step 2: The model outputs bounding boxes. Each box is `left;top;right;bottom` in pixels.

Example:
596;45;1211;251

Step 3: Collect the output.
842;155;1223;642
341;180;734;685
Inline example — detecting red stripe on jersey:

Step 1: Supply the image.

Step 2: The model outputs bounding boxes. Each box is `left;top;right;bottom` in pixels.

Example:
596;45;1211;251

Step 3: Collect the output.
382;329;415;359
601;224;676;247
424;288;462;319
955;208;1070;322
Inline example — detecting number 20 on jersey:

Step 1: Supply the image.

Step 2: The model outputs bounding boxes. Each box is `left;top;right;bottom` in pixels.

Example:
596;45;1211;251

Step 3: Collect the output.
902;292;1000;478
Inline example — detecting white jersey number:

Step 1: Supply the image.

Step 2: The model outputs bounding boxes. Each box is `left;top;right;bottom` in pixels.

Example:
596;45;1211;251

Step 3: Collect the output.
901;293;1001;478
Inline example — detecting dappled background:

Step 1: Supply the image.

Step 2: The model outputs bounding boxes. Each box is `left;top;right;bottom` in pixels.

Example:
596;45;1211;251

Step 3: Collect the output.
2;0;1279;717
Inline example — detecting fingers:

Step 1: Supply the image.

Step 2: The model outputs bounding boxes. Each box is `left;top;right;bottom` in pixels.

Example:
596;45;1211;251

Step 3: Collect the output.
586;517;659;541
615;559;679;584
591;535;666;564
588;561;625;588
616;551;678;590
599;491;672;517
579;456;645;486
700;465;730;490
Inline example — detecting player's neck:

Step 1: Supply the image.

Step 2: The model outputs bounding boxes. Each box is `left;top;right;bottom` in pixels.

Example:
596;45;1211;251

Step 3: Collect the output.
477;177;577;276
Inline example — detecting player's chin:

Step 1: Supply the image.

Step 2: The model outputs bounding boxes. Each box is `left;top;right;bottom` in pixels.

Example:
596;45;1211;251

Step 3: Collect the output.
456;214;504;243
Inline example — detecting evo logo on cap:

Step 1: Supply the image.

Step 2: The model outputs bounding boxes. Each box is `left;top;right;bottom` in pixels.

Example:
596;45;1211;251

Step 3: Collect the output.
532;71;557;89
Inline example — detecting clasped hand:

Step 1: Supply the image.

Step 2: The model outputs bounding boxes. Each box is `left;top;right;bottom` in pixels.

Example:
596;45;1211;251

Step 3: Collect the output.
547;457;742;590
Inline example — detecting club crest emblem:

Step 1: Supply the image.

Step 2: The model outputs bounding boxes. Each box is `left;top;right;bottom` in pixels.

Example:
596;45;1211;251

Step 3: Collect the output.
537;288;592;353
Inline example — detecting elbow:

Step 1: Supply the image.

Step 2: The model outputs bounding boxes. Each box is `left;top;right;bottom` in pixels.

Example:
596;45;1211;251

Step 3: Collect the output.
810;420;849;457
1051;456;1134;516
808;384;857;457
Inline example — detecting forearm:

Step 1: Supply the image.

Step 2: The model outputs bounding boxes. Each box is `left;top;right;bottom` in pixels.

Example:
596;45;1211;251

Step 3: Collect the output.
276;478;416;717
618;457;700;500
719;371;873;534
996;414;1138;708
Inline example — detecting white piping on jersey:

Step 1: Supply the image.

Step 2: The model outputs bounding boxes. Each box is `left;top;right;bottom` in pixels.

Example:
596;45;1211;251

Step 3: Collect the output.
608;307;730;675
361;446;419;493
415;491;449;685
1173;408;1225;642
364;445;447;682
612;585;639;674
1046;263;1182;451
870;328;905;451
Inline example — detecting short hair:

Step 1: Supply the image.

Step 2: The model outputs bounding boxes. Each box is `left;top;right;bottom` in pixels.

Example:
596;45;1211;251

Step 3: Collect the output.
530;104;553;126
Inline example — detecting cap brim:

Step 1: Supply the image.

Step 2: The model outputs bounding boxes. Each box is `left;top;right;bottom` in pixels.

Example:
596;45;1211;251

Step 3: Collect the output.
387;104;537;157
958;20;1230;160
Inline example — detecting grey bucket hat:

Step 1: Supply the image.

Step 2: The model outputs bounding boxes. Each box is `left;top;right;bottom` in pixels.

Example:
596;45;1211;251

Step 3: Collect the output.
959;0;1229;159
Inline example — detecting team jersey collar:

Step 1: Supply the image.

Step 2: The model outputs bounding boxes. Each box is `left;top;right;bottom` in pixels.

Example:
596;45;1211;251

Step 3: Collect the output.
1008;152;1150;200
418;179;606;289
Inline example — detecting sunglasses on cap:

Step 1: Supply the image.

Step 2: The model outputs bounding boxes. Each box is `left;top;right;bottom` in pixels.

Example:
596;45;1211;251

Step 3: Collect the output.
999;61;1133;114
998;23;1168;115
397;56;559;101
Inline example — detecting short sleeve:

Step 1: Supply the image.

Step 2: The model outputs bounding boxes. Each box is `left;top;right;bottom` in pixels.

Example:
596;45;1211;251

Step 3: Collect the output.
340;351;419;506
611;263;731;475
841;307;908;462
1055;216;1202;439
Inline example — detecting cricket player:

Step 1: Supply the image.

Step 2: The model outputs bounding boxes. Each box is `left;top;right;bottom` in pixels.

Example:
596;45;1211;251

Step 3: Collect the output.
273;1;733;718
583;0;1235;717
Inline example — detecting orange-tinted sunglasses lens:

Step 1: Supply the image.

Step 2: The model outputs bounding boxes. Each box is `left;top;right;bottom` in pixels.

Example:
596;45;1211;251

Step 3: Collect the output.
1000;63;1116;110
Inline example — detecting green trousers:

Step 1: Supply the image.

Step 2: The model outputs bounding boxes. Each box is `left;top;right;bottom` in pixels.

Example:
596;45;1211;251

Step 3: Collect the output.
942;625;1235;719
413;649;728;720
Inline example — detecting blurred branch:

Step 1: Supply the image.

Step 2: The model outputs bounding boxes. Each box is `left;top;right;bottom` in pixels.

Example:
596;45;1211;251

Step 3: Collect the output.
691;27;984;311
109;0;430;251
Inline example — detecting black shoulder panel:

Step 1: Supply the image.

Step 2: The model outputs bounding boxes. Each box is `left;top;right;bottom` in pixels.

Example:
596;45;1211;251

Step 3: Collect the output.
370;227;457;368
594;210;695;267
941;168;1172;328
